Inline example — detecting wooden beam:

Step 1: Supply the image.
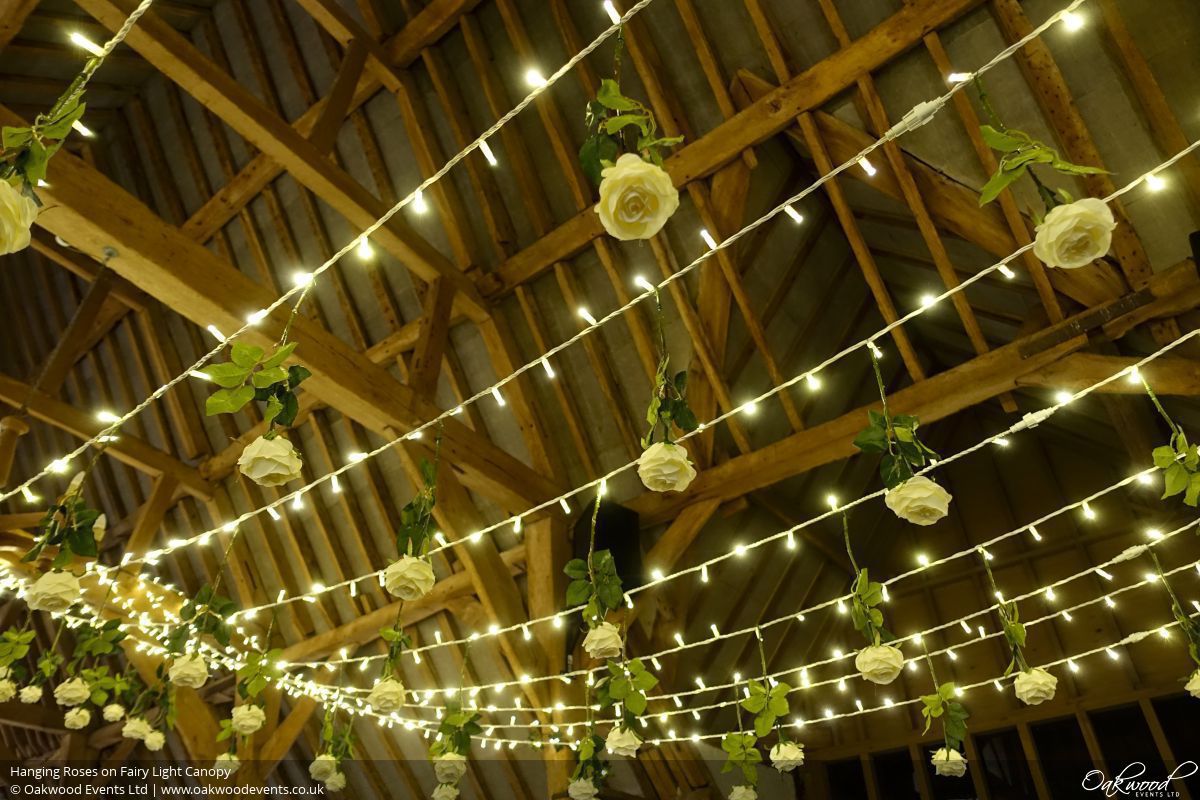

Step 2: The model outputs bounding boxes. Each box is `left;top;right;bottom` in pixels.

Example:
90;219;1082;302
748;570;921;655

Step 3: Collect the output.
2;111;562;512
408;277;455;402
0;0;38;52
0;371;212;499
488;0;985;294
1017;353;1200;395
124;474;180;557
307;39;368;154
77;0;488;322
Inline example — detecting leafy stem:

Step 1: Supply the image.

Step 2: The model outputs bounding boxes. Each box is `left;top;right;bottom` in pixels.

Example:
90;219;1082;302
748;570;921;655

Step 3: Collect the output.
853;353;939;490
919;648;969;752
1148;550;1200;667
980;550;1029;675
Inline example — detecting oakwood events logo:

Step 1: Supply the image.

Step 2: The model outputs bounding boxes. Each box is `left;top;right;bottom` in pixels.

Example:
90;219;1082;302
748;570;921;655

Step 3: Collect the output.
1081;762;1198;797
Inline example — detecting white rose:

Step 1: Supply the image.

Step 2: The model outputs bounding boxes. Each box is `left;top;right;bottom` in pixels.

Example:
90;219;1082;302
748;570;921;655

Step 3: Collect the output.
122;717;153;741
770;741;805;772
931;747;967;778
366;677;406;713
168;653;209;689
27;571;81;613
729;787;757;800
19;685;43;704
1184;669;1200;698
144;730;165;751
64;707;91;730
432;785;459;800
434;752;467;784
0;667;7;680
1033;197;1116;269
54;677;90;707
583;622;623;660
605;726;642;758
92;514;107;544
568;778;599;800
885;476;951;526
308;754;338;782
103;704;125;722
595;153;679;241
1014;667;1058;706
0;679;15;702
230;704;266;735
637;442;697;493
324;771;346;792
855;644;904;685
237;434;303;487
214;753;240;777
383;555;436;601
0;179;37;256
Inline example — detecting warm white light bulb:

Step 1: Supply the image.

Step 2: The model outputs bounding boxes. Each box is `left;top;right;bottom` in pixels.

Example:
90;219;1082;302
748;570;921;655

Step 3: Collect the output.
602;0;621;24
411;190;429;214
1060;10;1085;31
1145;173;1166;192
69;32;105;56
783;205;804;225
479;141;499;167
524;68;547;88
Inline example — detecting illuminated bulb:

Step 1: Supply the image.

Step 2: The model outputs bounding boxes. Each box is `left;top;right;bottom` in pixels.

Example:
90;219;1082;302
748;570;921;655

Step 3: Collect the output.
917;553;929;567
694;676;705;690
1106;648;1118;661
1060;10;1084;31
977;626;986;638
833;648;843;659
69;31;105;56
267;507;281;521
491;387;506;407
479;141;498;167
919;293;937;309
785;531;796;550
411;190;429;214
524;68;547;87
826;494;839;510
1105;596;1116;609
783;205;804;224
96;409;121;424
998;264;1017;279
470;531;483;543
20;487;38;504
189;370;213;382
578;307;598;326
1081;502;1096;521
1045;587;1057;602
700;229;718;250
700;565;709;583
311;582;325;594
823;708;834;719
710;624;720;638
674;632;685;647
836;600;848;615
292;270;314;287
947;649;958;661
1055;390;1074;405
1147;528;1163;540
1067;659;1080;673
558;498;571;514
246;309;267;325
1145;572;1159;584
331;476;341;494
348;451;367;463
355;237;374;260
837;679;846;692
993;436;1010;448
959;620;971;634
733;544;747;557
48;458;70;474
1062;610;1074;622
651;568;665;581
1029;526;1043;542
946;72;972;84
859;158;877;177
206;325;226;341
291;494;303;510
541;358;556;379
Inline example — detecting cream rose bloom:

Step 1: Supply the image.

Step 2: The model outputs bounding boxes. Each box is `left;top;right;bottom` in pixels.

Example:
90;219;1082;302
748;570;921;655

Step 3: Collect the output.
19;685;43;704
92;514;107;544
0;679;15;702
102;703;125;722
583;622;623;660
230;704;266;736
1014;668;1058;706
568;778;599;800
64;707;91;730
214;753;240;777
168;653;209;689
122;717;153;741
885;477;951;526
324;772;346;792
770;741;805;772
27;571;81;613
931;747;967;777
1033;198;1116;269
855;644;905;685
366;677;406;713
729;787;757;800
384;555;436;600
54;677;90;707
237;434;303;487
637;442;696;492
432;785;459;800
1184;669;1200;698
595;153;679;241
0;179;37;256
144;730;165;752
308;754;338;782
605;726;642;757
434;752;467;784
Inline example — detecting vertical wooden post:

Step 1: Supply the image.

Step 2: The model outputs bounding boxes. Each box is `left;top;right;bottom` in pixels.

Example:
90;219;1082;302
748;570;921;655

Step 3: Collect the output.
0;415;30;488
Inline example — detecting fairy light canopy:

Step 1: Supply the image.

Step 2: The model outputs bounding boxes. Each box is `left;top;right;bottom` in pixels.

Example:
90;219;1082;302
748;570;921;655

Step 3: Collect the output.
0;0;1199;798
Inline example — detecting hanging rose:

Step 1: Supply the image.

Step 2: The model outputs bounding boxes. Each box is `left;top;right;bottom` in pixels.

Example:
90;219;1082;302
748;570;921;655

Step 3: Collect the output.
0;179;37;256
770;741;805;772
122;716;154;741
1187;669;1200;699
432;785;459;800
605;725;642;757
323;772;346;792
729;787;757;800
931;747;967;778
855;644;904;685
433;752;468;784
19;684;42;704
53;677;90;707
168;653;209;689
582;621;623;660
383;555;436;601
230;704;266;736
637;442;696;493
568;778;600;800
92;513;107;544
237;434;303;487
0;678;15;702
596;154;680;241
884;477;952;526
1032;198;1115;269
214;753;240;777
1013;667;1058;706
102;703;125;722
64;707;91;730
308;754;338;783
26;571;80;613
365;677;406;713
144;730;165;752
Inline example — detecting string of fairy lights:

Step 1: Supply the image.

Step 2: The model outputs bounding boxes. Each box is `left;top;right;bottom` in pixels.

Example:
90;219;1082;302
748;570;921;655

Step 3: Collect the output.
2;0;1094;528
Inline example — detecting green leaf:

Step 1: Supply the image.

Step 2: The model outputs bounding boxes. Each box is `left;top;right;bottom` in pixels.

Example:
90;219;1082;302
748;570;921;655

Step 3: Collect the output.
579;133;619;186
274;392;300;427
979;165;1025;206
1153;446;1177;469
596;79;639;111
252;366;288;389
979;124;1026;153
199;362;253;389
39;100;87;140
287;365;312;389
603;113;651;137
230;343;265;369
565;580;592;606
2;126;33;149
1163;462;1189;498
853;425;889;454
1185;473;1200;507
625;691;647;715
260;342;298;370
564;559;589;580
206;386;256;416
263;395;283;426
